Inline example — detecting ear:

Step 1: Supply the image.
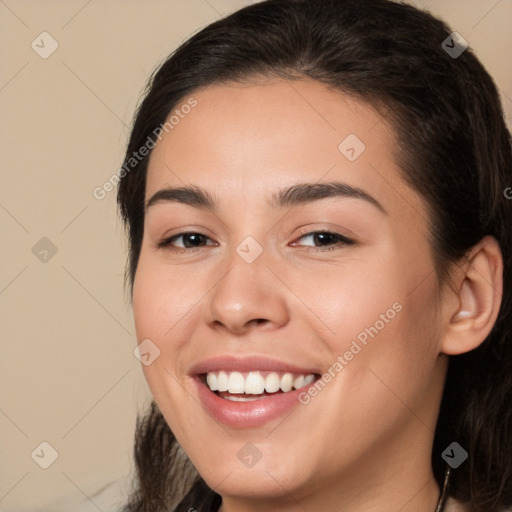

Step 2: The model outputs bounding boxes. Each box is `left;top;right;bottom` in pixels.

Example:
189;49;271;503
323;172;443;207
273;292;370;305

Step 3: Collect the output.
440;235;503;356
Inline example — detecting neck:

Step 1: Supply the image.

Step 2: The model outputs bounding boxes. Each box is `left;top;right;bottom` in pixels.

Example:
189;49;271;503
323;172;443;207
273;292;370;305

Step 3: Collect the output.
218;495;467;512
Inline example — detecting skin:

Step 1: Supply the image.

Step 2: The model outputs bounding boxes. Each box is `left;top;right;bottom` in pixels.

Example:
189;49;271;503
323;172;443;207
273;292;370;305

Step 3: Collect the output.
132;78;503;512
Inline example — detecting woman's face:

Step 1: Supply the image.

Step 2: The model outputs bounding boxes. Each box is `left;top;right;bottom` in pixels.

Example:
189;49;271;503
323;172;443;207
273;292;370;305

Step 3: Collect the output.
132;78;448;508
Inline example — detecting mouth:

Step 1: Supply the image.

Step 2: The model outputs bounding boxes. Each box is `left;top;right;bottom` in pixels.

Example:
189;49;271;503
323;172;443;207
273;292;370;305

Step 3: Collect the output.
190;356;323;427
201;370;319;401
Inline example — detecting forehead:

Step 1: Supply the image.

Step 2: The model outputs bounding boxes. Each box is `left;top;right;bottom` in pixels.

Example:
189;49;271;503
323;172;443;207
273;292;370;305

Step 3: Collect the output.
145;78;427;223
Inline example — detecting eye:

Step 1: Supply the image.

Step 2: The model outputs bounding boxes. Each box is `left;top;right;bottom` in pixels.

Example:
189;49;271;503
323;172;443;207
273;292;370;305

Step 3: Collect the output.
157;232;216;252
291;231;355;251
156;229;355;254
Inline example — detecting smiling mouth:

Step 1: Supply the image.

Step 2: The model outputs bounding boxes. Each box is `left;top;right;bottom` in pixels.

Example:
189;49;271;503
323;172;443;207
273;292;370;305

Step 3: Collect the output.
200;370;320;401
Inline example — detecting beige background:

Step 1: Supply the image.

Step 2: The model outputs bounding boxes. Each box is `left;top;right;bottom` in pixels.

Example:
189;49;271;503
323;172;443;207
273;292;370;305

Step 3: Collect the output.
1;1;511;511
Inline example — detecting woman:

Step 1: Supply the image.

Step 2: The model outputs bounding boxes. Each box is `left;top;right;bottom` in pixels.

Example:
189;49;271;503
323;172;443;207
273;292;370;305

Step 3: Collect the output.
117;0;512;511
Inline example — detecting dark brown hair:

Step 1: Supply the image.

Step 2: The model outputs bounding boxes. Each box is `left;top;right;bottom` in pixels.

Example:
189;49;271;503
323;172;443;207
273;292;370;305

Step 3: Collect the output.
117;1;512;510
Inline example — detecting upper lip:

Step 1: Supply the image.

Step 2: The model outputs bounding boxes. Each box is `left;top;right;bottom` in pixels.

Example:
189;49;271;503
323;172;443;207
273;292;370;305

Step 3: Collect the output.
189;355;321;376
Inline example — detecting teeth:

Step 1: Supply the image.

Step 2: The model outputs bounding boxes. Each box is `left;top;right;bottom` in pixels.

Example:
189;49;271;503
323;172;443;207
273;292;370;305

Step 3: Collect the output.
245;372;265;394
206;372;217;391
303;374;315;386
265;373;281;393
228;372;245;393
217;371;229;392
204;370;316;395
293;375;305;389
280;373;293;392
223;395;265;402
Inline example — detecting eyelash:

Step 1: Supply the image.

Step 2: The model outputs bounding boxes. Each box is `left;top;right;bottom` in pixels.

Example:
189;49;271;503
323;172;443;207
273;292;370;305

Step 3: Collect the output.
156;230;355;254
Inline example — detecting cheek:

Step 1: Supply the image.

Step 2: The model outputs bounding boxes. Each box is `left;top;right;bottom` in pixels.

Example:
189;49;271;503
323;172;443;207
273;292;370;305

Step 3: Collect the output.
304;249;441;413
285;254;399;344
132;250;200;340
132;254;190;396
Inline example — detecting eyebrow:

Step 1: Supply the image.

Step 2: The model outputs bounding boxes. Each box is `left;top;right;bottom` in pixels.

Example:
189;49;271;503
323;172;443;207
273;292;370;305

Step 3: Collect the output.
145;180;387;215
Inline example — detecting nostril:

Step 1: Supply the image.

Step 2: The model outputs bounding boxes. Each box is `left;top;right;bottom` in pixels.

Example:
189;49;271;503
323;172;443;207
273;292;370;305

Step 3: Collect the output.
244;319;267;328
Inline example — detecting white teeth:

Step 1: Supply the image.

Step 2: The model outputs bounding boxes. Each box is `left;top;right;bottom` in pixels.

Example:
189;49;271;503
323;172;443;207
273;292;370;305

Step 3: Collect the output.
303;374;315;386
280;373;293;392
206;372;218;391
223;395;265;402
265;373;281;393
217;371;229;392
245;372;265;394
228;372;245;393
293;375;305;389
204;370;317;395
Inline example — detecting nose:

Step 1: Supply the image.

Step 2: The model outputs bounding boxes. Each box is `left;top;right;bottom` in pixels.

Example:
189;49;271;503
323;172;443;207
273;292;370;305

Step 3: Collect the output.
205;248;290;335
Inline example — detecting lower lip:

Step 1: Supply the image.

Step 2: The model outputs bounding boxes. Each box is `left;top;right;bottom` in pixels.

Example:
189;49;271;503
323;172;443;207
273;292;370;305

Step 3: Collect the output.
193;377;316;428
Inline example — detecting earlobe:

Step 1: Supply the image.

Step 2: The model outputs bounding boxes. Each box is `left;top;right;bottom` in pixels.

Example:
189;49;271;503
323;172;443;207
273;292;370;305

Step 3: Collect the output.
441;235;503;356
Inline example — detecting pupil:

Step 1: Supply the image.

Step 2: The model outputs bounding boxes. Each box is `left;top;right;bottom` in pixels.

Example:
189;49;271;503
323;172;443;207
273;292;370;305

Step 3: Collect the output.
185;234;203;247
315;232;335;246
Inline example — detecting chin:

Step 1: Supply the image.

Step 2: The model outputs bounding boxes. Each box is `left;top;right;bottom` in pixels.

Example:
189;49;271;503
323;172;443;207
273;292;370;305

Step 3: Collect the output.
200;466;308;501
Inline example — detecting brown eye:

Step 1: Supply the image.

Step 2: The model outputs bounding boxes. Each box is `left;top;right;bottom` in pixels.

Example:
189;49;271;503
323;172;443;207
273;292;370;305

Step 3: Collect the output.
292;231;355;251
157;232;215;250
